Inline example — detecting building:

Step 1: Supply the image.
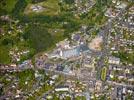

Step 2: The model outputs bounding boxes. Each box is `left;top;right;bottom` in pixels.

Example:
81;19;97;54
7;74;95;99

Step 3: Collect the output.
55;86;69;92
95;81;102;92
108;56;120;65
105;8;120;18
60;47;79;59
60;44;90;59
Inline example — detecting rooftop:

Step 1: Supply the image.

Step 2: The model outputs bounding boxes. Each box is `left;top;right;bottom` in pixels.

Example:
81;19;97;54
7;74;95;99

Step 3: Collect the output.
60;44;90;59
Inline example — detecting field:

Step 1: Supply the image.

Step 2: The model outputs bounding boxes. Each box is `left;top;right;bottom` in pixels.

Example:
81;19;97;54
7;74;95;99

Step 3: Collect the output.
101;67;107;81
75;96;86;100
24;0;60;16
0;0;17;13
0;46;11;64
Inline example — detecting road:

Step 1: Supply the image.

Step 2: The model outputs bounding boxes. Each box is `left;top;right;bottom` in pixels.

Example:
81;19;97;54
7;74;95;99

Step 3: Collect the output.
96;8;127;80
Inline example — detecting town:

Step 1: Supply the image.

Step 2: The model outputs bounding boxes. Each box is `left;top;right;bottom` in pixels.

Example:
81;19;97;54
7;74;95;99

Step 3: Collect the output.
0;0;134;100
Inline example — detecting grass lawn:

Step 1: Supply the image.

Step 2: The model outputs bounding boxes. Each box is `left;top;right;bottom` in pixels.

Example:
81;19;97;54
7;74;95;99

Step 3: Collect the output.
112;51;134;65
75;96;86;100
0;0;18;12
18;69;35;90
34;85;52;98
24;24;56;53
0;46;11;64
101;67;107;81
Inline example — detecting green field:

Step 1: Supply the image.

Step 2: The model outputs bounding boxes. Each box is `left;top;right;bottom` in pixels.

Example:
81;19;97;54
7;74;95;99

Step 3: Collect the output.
23;24;64;53
75;96;86;100
0;46;11;64
18;69;35;90
112;51;134;65
101;67;107;81
0;0;17;13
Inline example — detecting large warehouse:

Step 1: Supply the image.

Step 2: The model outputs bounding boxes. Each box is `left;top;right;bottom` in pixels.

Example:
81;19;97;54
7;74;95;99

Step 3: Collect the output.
60;44;90;59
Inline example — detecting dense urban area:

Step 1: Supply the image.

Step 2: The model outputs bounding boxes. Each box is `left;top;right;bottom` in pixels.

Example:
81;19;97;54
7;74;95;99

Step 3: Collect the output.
0;0;134;100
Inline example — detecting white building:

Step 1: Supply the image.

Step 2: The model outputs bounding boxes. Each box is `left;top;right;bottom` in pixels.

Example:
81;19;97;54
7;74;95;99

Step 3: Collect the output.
108;57;120;65
55;86;69;92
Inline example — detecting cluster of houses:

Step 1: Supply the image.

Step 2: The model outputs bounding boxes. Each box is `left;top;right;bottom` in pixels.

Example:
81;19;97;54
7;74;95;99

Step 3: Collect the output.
46;80;88;99
105;8;120;18
18;60;33;69
9;47;30;62
90;81;134;100
54;79;107;99
64;80;87;93
105;0;134;30
74;0;95;15
46;92;72;100
107;27;134;87
109;27;133;65
118;8;134;30
24;72;59;99
99;83;134;100
0;71;23;99
105;0;127;18
110;85;134;100
108;64;134;85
